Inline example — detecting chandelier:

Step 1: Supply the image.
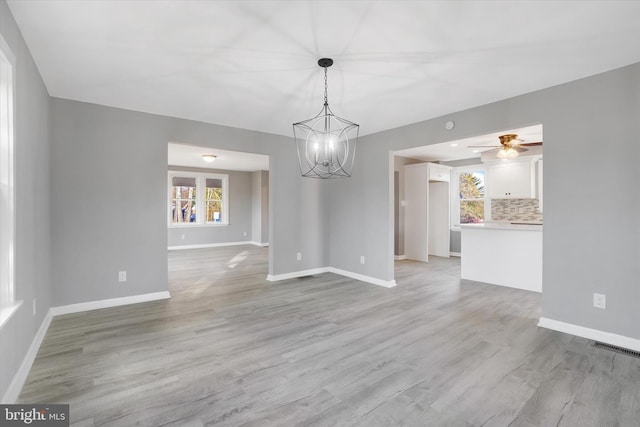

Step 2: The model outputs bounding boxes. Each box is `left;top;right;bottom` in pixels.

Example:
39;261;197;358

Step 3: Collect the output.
293;58;359;179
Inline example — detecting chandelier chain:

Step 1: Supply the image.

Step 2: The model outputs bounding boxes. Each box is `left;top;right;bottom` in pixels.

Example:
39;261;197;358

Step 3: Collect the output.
324;67;328;106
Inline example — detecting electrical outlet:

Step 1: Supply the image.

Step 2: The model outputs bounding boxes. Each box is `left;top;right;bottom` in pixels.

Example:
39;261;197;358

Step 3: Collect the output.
243;231;247;237
33;299;37;316
593;293;606;309
360;256;365;264
181;234;185;240
296;252;302;261
119;271;127;282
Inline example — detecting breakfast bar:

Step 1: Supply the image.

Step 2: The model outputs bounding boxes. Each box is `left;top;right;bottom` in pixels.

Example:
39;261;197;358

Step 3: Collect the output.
460;222;542;292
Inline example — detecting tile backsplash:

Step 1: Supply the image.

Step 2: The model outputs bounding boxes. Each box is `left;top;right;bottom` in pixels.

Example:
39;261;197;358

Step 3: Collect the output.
491;198;543;223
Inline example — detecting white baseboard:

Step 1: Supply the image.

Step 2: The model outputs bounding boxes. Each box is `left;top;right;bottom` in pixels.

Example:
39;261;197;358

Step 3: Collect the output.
327;267;397;288
394;255;407;261
51;292;171;316
538;317;640;352
168;241;254;250
250;241;269;247
267;267;396;288
2;309;53;403
449;252;461;257
266;268;329;282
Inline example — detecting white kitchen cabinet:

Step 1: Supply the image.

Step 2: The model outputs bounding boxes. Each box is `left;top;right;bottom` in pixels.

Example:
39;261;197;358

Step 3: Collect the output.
403;163;451;262
487;160;535;199
429;163;450;182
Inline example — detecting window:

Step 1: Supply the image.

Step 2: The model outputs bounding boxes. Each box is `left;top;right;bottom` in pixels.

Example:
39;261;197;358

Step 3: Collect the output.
168;172;228;226
452;166;485;228
171;176;197;224
205;178;223;222
1;35;19;328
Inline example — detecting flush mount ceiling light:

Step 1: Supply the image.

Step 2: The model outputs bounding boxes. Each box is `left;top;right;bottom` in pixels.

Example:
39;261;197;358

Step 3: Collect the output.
293;58;359;179
202;154;217;163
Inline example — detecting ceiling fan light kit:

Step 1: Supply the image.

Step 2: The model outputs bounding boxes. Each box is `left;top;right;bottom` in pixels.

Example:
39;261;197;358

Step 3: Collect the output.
293;58;359;179
496;147;519;159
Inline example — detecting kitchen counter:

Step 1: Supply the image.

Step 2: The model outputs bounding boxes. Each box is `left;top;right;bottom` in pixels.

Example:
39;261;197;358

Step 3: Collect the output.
461;222;542;292
460;221;542;231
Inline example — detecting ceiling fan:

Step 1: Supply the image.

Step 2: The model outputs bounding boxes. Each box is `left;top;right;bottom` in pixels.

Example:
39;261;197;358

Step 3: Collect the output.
470;134;542;159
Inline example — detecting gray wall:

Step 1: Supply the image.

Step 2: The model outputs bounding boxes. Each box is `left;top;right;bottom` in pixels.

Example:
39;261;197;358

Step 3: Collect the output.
449;230;461;254
251;170;269;245
51;98;327;306
167;166;254;247
0;1;52;399
330;62;640;340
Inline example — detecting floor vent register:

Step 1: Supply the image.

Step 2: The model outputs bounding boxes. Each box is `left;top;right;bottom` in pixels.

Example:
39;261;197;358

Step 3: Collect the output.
593;341;640;359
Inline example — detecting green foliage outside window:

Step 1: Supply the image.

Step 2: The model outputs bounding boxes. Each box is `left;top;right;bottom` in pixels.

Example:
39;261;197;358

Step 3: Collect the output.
459;172;484;224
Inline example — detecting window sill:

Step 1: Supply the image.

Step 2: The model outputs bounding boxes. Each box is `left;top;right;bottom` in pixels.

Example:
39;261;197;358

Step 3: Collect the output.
168;223;229;229
0;300;23;330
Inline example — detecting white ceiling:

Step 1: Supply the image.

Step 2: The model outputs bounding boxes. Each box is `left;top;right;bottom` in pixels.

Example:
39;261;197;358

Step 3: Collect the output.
395;124;543;162
8;1;640;137
168;143;269;171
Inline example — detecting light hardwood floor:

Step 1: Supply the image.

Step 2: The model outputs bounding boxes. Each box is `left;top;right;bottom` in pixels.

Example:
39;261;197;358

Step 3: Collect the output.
19;246;640;426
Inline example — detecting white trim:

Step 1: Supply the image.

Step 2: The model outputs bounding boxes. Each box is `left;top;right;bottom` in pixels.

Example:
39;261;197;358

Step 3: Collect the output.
538;317;640;352
2;309;53;403
168;241;256;250
266;267;396;288
327;267;397;288
0;33;16;326
50;292;171;316
266;268;329;282
0;300;22;330
251;242;269;247
168;223;229;229
449;252;461;257
394;255;407;261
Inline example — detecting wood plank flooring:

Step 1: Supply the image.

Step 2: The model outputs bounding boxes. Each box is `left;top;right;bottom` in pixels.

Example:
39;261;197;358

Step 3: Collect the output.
18;246;640;426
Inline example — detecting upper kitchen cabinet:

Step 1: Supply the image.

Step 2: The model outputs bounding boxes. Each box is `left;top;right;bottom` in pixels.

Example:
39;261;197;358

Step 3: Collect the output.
429;163;451;182
486;159;536;199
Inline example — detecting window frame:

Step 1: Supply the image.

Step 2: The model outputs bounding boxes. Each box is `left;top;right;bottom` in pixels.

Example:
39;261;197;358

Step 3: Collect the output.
0;34;21;329
168;171;229;227
450;164;488;230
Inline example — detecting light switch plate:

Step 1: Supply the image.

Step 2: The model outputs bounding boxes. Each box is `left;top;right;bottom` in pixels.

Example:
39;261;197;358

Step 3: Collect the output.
593;293;606;309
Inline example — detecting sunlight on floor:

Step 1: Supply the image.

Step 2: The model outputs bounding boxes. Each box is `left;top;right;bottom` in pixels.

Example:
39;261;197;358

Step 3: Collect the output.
227;250;249;269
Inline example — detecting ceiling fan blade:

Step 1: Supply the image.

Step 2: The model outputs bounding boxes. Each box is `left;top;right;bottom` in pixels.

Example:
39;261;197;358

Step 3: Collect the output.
515;147;529;152
468;145;500;148
519;141;543;146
